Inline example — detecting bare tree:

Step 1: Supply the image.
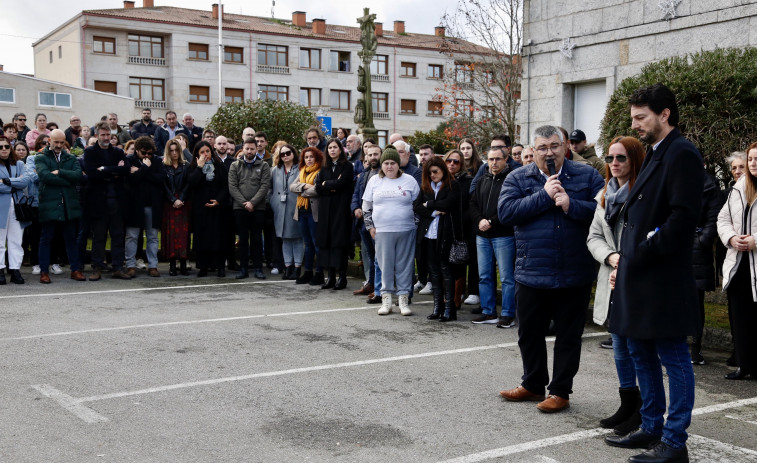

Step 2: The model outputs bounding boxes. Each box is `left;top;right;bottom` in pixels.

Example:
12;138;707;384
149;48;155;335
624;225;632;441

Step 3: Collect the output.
437;0;523;143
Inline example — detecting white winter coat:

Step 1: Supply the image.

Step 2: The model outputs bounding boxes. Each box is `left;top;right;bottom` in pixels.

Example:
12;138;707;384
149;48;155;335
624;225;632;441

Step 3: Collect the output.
717;176;757;302
586;190;624;325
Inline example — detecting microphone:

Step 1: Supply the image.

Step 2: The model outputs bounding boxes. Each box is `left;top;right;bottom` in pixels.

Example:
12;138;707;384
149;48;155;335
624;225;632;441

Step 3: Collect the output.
546;159;556;176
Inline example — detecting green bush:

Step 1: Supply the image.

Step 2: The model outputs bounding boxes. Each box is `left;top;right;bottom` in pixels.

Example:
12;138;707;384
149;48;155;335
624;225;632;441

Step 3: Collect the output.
207;99;319;148
407;129;455;155
599;47;757;184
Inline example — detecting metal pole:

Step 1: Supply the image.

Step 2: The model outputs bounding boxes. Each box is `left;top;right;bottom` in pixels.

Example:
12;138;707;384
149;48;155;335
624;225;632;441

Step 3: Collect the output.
218;0;223;106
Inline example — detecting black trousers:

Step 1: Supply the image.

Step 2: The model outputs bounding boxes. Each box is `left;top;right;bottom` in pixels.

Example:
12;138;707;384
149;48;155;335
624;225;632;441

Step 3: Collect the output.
515;282;591;399
221;206;237;267
416;237;429;285
235;209;265;270
90;199;125;271
728;257;757;373
426;238;454;307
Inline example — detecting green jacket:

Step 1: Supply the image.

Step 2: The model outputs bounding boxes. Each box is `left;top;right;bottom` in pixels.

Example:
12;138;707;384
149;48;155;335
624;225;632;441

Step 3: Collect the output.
572;144;606;177
35;147;83;223
228;156;271;210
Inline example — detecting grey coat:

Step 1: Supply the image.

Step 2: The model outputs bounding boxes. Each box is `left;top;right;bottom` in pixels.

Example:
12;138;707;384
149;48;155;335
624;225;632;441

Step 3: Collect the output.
586;190;624;325
269;164;300;239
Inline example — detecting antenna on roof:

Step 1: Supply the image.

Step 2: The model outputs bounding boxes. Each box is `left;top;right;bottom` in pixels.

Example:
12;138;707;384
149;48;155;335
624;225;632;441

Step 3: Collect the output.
271;0;275;18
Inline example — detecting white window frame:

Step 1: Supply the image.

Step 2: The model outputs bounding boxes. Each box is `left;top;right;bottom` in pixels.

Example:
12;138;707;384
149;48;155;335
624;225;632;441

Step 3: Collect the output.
0;87;16;104
38;91;72;108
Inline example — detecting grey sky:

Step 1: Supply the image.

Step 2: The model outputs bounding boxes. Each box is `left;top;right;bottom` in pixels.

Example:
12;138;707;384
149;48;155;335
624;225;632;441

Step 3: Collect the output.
0;0;458;75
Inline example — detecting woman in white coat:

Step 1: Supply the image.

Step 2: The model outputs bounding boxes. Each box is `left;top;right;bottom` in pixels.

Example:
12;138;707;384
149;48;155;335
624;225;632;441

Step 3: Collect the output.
0;136;30;284
587;136;645;434
718;141;757;380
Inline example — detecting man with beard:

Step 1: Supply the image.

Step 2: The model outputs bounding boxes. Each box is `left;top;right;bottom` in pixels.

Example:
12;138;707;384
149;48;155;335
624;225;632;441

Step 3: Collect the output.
13;113;30;143
131;108;158;139
64;115;83;149
351;144;382;297
214;135;238;271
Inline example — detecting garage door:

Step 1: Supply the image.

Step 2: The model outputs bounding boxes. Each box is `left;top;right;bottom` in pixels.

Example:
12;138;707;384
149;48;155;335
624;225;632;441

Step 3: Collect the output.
574;80;607;153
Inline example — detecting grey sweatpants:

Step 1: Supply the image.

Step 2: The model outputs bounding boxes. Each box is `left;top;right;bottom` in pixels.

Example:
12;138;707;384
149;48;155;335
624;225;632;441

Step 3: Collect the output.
374;230;416;296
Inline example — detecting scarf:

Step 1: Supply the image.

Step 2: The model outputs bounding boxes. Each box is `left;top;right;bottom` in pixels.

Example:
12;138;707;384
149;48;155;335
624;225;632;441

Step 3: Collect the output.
604;177;629;229
202;161;215;181
296;163;321;210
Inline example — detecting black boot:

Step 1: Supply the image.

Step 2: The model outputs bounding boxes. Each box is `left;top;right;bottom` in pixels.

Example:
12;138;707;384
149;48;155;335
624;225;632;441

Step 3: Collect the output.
333;268;347;290
321;268;336;289
235;266;249;279
0;271;5;285
297;269;312;284
600;387;642;430
283;265;293;280
439;302;457;322
9;269;24;284
169;260;177;276
440;280;456;321
293;266;301;281
690;337;705;365
179;259;190;276
427;288;443;320
309;271;324;285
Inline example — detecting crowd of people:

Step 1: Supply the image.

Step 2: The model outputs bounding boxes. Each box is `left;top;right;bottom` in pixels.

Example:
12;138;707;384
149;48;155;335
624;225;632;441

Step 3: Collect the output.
1;82;755;463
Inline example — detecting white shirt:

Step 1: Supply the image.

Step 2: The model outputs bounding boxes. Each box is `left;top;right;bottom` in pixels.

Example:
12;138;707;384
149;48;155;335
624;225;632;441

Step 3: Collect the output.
362;174;419;232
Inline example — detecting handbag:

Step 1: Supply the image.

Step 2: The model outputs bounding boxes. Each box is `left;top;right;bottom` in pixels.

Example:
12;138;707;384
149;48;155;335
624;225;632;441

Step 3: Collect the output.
14;193;36;222
447;197;469;264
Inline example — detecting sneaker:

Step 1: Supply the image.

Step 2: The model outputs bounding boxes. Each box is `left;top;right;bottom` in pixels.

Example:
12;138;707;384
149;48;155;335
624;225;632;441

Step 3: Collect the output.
398;295;412;316
135;259;147;270
419;282;433;295
496;316;516;328
690;352;705;365
32;265;41;275
472;314;499;324
271;268;280;275
463;294;480;305
413;281;424;292
51;264;64;275
378;294;392;315
599;337;614;349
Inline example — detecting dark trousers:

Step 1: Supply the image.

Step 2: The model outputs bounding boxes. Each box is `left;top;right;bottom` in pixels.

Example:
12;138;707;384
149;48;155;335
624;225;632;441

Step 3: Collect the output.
426;238;454;306
264;208;282;269
90;200;126;271
221;206;237;268
22;214;40;265
235;209;265;270
360;226;376;285
415;235;428;285
515;282;591;399
39;220;81;273
728;258;757;373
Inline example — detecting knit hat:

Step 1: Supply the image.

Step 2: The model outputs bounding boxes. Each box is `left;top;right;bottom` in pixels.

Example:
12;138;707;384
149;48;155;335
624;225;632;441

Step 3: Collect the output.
380;145;401;165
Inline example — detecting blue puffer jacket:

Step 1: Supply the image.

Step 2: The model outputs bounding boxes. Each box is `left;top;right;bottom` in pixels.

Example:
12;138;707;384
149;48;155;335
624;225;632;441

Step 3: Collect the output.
497;160;604;288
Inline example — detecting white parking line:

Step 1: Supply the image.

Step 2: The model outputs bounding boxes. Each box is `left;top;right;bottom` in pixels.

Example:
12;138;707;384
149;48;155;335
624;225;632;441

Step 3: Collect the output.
725;415;757;426
32;384;108;423
688;434;757;459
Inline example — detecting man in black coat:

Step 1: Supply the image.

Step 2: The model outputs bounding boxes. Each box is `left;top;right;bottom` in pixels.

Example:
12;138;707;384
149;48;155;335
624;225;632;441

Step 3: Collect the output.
605;84;704;463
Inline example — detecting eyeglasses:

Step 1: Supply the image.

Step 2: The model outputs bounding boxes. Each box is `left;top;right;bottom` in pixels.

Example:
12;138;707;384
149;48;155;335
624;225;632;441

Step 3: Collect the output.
280;150;293;156
16;118;26;122
446;159;461;164
604;155;628;163
535;144;561;155
0;145;10;149
429;169;442;175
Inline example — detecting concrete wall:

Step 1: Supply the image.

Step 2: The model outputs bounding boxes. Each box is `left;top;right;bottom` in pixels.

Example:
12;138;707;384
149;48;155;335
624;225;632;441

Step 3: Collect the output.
519;0;757;144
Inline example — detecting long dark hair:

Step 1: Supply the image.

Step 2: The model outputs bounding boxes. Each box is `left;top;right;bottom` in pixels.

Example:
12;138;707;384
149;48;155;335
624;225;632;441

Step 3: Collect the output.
13;141;30;162
324;138;347;167
601;136;645;208
189;140;220;168
275;144;299;168
458;138;482;175
421;156;452;195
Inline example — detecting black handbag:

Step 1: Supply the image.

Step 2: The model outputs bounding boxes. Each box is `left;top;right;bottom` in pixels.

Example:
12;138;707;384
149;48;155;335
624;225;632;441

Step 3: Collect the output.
14;192;36;222
448;200;469;264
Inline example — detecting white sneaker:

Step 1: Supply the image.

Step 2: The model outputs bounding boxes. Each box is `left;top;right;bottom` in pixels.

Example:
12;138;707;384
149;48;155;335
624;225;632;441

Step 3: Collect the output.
399;295;412;316
136;259;147;270
32;265;41;275
378;294;392;315
419;282;433;295
463;294;480;305
51;264;64;275
271;268;280;275
413;281;424;292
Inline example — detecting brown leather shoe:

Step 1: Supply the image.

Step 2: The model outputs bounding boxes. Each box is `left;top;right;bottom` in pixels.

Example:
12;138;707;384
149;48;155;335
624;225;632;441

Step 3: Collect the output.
39;272;51;284
126;267;137;278
148;268;160;277
353;283;374;296
89;268;102;281
499;386;545;402
536;395;570;413
70;270;86;281
112;270;132;280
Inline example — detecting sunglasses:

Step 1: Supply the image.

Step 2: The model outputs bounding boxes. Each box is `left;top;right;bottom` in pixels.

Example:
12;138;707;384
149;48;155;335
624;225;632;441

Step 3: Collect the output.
280;150;293;156
0;145;10;149
604;155;628;163
429;169;442;175
16;118;26;122
446;159;461;164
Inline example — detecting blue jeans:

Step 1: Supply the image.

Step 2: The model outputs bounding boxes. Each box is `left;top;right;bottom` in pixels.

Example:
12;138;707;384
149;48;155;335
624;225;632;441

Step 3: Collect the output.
627;336;695;449
125;207;159;269
611;333;637;389
476;235;515;317
298;210;320;272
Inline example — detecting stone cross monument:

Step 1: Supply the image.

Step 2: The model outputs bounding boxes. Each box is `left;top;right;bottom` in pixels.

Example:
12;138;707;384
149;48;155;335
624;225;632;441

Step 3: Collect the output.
355;8;379;141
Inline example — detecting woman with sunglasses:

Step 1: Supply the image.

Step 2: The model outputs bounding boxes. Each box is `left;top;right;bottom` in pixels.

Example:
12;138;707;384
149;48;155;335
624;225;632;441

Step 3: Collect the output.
16;142;41;274
586;135;645;434
33;134;50;154
0;136;30;284
270;144;302;280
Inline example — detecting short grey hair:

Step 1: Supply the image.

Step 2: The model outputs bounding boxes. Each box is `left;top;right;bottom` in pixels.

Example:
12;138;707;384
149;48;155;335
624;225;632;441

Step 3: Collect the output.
533;125;563;143
182;113;194;120
394;140;408;152
726;151;746;165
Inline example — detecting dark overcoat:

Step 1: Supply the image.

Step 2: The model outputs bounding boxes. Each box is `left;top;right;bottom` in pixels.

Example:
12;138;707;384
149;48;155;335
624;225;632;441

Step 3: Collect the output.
314;160;354;266
186;160;228;252
692;174;723;291
414;179;462;257
124;153;165;229
610;128;704;339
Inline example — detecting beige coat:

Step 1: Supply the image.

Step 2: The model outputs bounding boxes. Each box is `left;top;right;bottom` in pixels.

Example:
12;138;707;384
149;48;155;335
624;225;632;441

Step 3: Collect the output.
718;176;757;301
289;181;320;222
586;190;624;325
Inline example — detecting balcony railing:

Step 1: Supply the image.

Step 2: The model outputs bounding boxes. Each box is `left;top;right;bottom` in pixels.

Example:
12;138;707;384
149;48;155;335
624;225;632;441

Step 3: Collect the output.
128;56;166;66
373;112;390;120
456;81;474;90
371;74;389;82
257;65;290;74
135;99;167;109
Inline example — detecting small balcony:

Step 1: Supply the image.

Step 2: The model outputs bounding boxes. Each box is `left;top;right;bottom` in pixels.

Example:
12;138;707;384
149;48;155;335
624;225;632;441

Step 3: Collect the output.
456;81;474;90
128;56;166;66
373;112;390;120
135;99;167;109
371;74;389;82
257;65;290;74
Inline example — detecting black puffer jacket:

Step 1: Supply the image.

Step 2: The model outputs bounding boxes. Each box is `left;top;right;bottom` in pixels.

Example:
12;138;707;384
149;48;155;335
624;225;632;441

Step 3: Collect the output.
470;166;513;238
692;174;724;291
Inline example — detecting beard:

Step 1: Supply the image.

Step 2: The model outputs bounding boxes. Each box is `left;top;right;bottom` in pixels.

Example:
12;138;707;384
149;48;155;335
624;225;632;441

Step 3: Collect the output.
638;121;662;144
369;160;379;170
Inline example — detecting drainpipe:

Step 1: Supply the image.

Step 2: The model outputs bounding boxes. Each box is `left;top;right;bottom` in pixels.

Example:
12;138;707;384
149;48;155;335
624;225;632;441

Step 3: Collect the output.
81;18;88;88
393;47;397;134
217;1;223;106
249;32;253;101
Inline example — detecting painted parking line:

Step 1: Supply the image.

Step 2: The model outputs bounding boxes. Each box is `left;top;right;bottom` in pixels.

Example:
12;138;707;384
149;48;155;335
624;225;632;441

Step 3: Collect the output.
33;332;609;422
687;434;757;460
725;415;757;426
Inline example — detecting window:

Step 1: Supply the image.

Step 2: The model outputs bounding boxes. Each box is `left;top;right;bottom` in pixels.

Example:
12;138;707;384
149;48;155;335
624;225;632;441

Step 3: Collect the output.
189;85;210;103
330;50;350;72
129;77;165;101
370;55;388;75
258;44;288;66
299;48;321;69
427;101;443;116
377;130;388;148
93;36;116;55
372;92;388;113
456;99;474;117
400;62;416;77
188;43;209;61
224;46;243;63
58;46;62;59
330;90;350;110
482;105;496;119
428;64;443;79
400;99;416;115
484;71;495;85
0;87;15;104
49;51;52;63
455;63;473;83
299;88;321;108
39;92;72;108
225;88;244;103
94;81;117;94
128;34;163;58
258;85;288;101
